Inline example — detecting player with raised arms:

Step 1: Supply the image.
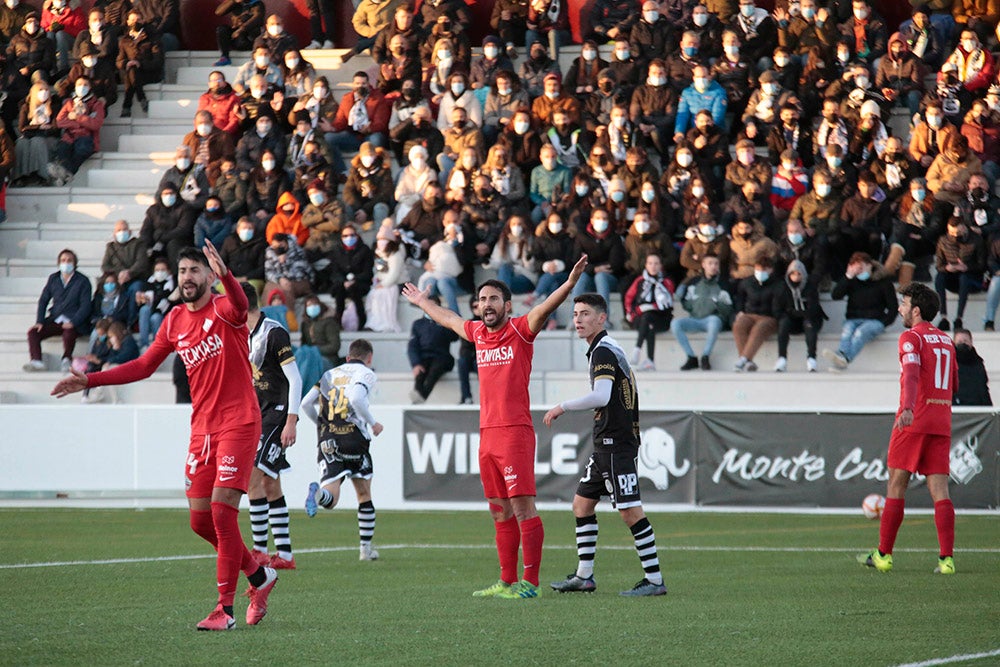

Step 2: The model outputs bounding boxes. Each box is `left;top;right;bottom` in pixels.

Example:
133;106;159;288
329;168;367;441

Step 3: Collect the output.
402;254;588;600
859;282;958;574
543;293;666;596
52;241;278;630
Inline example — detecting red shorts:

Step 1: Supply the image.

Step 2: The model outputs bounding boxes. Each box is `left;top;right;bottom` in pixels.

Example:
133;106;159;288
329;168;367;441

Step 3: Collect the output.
478;425;537;499
185;422;261;498
887;429;950;476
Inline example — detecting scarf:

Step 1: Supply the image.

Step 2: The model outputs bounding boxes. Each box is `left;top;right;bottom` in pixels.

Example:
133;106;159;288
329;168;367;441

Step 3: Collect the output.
348;94;369;132
637;271;672;311
904;199;927;229
490;167;511;196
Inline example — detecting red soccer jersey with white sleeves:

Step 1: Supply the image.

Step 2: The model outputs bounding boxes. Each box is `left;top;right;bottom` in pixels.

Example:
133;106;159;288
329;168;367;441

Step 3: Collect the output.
464;315;537;429
896;321;958;436
88;271;260;434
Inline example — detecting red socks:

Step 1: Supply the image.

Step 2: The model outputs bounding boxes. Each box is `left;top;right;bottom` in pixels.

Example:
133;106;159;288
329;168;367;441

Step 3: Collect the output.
494;514;520;585
211;502;254;607
934;499;955;558
189;508;217;547
878;497;905;555
519;516;544;587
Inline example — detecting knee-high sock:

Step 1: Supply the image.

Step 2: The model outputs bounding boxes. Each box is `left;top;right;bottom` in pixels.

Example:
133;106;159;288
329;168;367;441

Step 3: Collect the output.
211;502;254;607
879;497;905;555
519;515;544;587
268;496;292;558
492;505;520;585
629;517;663;585
357;500;375;547
934;499;955;558
249;497;269;553
575;515;598;579
190;508;218;548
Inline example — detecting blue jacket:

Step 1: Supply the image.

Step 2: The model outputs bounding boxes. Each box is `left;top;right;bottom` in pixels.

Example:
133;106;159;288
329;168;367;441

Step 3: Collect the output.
36;270;92;330
674;81;727;136
407;317;458;366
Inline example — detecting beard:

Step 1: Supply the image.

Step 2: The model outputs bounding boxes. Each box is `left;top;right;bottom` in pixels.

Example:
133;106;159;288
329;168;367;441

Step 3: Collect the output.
180;280;208;303
481;307;507;328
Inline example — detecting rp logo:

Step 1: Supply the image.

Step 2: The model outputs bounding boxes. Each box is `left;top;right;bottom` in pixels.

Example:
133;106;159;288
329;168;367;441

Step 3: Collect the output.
222;456;235;465
617;473;637;497
637;427;691;490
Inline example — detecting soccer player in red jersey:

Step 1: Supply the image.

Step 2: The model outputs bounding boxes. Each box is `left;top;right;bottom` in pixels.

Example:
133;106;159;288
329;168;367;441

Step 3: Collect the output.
402;254;588;599
859;283;959;575
52;241;279;629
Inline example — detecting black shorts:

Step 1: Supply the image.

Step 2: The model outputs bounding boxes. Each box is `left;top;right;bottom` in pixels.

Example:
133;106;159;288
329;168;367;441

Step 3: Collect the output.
317;428;373;484
255;410;291;478
576;449;642;509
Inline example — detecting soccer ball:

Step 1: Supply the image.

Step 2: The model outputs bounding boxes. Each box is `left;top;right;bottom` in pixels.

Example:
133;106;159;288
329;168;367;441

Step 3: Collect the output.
862;494;886;520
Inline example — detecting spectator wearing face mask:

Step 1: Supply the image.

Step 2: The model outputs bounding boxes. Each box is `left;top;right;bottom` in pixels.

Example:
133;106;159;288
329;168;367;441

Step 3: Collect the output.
885;177;939;288
195;196;235;250
291;138;335;204
470;35;514;93
934;216;985;331
674;65;727;141
724;137;771;199
927;133;982;208
524;212;575;312
220;216;267;293
563;39;607;102
773;259;825;372
182;110;236;186
875;32;924;117
394;145;438;224
236;110;287;175
377;33;421;96
58;40;117;107
777;217;828;290
788;170;841;265
623;210;678;293
483;72;530;145
72;8;117;63
266;191;308;247
233;45;284;97
213;0;266;67
438;106;484;187
672;251;732;371
252;13;297;64
529;144;573;223
815;143;858;200
41;0;85;74
869;136;917;204
775;0;834;59
629;1;671;73
710;30;754;121
422;13;472;71
281;48;317;100
489;215;538;295
943;29;995;106
140;182;194;270
728;218;778;281
373;5;421;65
246;149;292;229
46;75;105;186
722;180;775;238
102;220;150;297
301;180;347;260
771;149;810;221
327;224;374;330
571;208;626;306
87;272;134;341
115;9;163;118
623;252;674;372
520;40;562;99
215;159;248;220
731;256;781;372
836;0;887;65
157;145;211;214
331;71;391;162
741;70;792;146
822;251;897;370
960;100;1000;186
952;329;992;406
264;235;314;313
388;103;444;167
498;109;545;173
909;101;956;168
629;58;677;158
728;0;777;69
135;258;178;350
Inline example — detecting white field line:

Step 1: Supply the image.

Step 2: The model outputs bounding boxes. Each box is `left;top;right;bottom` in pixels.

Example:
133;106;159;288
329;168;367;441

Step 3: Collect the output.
891;648;1000;667
3;543;1000;570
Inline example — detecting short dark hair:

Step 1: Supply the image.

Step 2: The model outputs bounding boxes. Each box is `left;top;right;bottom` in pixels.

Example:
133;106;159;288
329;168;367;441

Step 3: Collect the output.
58;248;78;266
754;256;774;270
177;247;210;268
477;279;512;303
573;293;607;314
348;338;373;360
899;282;939;322
241;282;259;311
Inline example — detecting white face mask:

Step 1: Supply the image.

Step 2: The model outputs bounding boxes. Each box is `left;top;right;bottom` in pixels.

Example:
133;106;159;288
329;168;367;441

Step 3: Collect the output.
724;45;739;57
837;51;849;63
262;160;276;171
89;20;101;31
37;88;50;101
677;153;693;167
82;56;98;68
255;56;270;68
694;77;708;92
926;114;942;128
75;85;90;98
514;121;529;134
815;183;831;197
740;4;755;17
855;77;869;89
616;49;629;61
176;157;191;171
635;221;651;234
548;222;563;234
641;189;655;203
115;231;130;243
59;262;74;274
153;270;170;282
197;123;213;137
775;56;789;67
251;88;265;100
611;115;626;128
361;154;375;168
648;75;666;87
853;8;868;20
438;50;452;61
644;11;658;22
592;219;609;233
238;229;254;242
162;193;177;207
692;186;705;198
782;161;795;171
582;49;596;61
541;158;557;170
510;225;523;237
410;156;426;170
286;58;300;69
962;40;977;52
484;46;498;59
693;12;708;26
267;24;282;36
451;83;465;96
497;86;511;96
309;192;325;206
313;87;327;100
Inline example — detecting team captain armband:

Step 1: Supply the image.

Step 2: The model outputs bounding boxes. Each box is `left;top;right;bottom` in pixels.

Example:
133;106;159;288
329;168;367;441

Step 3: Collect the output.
901;352;920;365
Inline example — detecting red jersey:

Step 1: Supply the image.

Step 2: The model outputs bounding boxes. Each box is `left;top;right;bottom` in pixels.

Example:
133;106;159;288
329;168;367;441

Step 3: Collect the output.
89;271;260;434
897;321;958;436
464;315;538;429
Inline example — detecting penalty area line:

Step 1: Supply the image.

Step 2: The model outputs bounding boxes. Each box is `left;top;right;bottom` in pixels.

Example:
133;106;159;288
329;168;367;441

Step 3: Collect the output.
3;544;1000;570
891;648;1000;667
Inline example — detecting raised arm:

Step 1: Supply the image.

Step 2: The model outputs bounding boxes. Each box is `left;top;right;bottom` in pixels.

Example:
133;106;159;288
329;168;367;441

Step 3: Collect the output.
527;254;588;334
401;282;470;340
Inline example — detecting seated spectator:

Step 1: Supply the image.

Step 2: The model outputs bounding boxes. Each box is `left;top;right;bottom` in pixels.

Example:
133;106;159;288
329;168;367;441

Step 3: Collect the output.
80;317;114;403
407;294;458;403
489;215;536;295
281;48;316;100
572;208;626;307
869;136;917;204
13;80;58;187
330;71;390;161
214;0;265;67
961;99;1000;186
377;33;421;97
252;13;296;64
927;133;982;210
88;272;134;343
24;249;92;373
837;171;889;265
158;146;212;215
263;234;313;309
899;7;942;70
343;142;394;229
195;196;234;249
529;144;573;222
183;110;235;184
814;98;850;167
7;12;55;104
295;294;341;391
789;170;841;262
233;45;283;95
886;177;940;287
42;0;86;73
327;224;374;331
908;101;955;169
519;41;561;99
732;256;781;372
266;191;308;246
439;106;484;188
770;150;809;222
101;219;149;297
680;218;731;279
130;0;180;52
662;33;697;95
140;182;195;270
741;70;791;146
774;259;824;373
236;111;287;175
822;251;897;370
499;109;544;173
301;180;346;261
524;211;574;316
674;65;727;141
722;179;775;236
470;35;514;94
246;149;292;230
953;329;992;406
943;29;994;106
671;253;732;371
291;138;335;203
366;221;407;333
116;9;163;118
564;39;606;101
623;208;677;285
398;181;447;258
624;253;674;372
837;0;886;66
767;104;813;169
729;218;778;282
818;145;857;201
47;75;105;186
850;100;889;169
876;32;924;117
394;145;438;223
777;218;827;290
724;138;771;199
417;219;466;313
630;58;676;158
373;4;420;65
525;0;570;60
934;216;985;331
215;158;248;221
72;7;117;63
389;102;444;167
135;257;177;350
220;216;267;293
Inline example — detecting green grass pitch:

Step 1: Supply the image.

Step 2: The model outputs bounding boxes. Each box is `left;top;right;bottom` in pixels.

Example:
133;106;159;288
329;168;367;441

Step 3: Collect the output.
4;508;999;666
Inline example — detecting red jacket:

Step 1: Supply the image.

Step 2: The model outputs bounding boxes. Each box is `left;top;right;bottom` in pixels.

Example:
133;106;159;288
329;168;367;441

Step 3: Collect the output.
198;86;244;136
56;95;105;151
332;90;390;135
624;273;675;323
42;5;86;38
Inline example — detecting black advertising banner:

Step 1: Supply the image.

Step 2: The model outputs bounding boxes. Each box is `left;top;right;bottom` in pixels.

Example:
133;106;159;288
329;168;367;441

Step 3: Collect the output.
402;410;697;503
403;410;999;508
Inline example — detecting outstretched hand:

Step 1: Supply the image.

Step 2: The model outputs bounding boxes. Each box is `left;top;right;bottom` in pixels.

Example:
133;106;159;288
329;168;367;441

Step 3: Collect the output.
543;404;565;427
567;254;588;286
401;282;432;309
203;239;228;277
51;369;88;398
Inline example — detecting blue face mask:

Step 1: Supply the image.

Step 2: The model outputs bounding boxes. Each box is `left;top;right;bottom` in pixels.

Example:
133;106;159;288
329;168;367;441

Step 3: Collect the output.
754;270;770;282
788;232;804;245
99;334;108;341
103;283;116;294
343;235;358;248
610;191;625;203
306;304;321;318
856;271;871;281
682;46;697;57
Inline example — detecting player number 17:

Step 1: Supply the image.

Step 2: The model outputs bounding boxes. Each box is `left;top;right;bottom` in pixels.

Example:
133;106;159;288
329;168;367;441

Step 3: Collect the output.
932;347;951;391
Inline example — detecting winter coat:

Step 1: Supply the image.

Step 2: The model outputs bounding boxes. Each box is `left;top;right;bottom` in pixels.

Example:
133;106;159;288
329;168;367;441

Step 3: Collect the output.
302;199;347;254
56;94;105;151
676;273;733;321
328;240;375;292
624;271;674;323
774;260;825;322
735;273;781;317
220;231;267;280
6;27;56;78
408;317;458;365
954;344;992;406
675;81;727;136
332;89;391;135
728;222;779;281
235;129;287;175
246;167;291;217
629;83;677;124
266;192;308;246
300;313;341;362
530;226;575;272
343;150;395;218
198;85;244;136
935;232;985;276
574;226;625;277
101;238;150;280
875;33;924;96
960;110;1000;164
727;8;777;62
484;89;532;131
926;152;983;205
680;233;731;278
194;212;235;249
531;93;581;127
790;192;842;236
41;4;86;37
116;26;163;80
36;270;92;329
831;265;897;325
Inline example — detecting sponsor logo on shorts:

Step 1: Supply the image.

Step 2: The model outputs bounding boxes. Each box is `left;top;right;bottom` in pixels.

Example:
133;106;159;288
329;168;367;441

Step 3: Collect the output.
503;465;518;487
222;456;235;465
